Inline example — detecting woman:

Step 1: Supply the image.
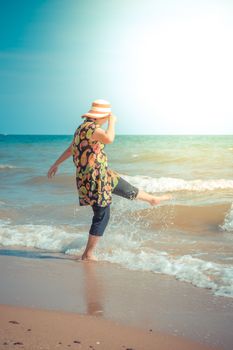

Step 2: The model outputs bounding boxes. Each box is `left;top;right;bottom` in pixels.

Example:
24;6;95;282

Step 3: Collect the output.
47;99;171;261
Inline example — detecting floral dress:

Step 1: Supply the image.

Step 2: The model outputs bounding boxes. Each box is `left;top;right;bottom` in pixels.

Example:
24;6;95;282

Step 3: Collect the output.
71;120;120;207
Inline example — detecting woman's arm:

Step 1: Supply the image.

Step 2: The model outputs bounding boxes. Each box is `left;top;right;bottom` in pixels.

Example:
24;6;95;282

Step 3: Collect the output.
47;142;73;178
91;114;117;144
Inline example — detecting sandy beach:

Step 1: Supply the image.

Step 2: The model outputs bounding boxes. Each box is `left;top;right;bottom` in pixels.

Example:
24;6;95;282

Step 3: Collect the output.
0;251;232;349
0;303;217;350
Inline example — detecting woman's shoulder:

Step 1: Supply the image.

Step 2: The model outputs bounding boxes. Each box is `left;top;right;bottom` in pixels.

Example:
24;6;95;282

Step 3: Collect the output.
73;120;99;143
81;119;97;129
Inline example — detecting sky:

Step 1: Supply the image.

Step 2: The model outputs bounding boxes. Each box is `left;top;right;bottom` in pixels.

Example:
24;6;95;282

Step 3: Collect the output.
0;0;233;135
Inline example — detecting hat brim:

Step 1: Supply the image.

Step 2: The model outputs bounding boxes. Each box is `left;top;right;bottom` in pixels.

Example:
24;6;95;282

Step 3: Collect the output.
81;112;110;119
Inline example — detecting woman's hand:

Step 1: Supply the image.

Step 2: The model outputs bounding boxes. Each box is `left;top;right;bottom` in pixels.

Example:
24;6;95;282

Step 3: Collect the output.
47;143;73;179
108;113;117;123
47;164;58;178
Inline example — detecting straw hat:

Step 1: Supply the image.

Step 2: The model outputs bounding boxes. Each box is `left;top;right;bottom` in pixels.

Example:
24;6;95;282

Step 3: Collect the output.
81;99;112;119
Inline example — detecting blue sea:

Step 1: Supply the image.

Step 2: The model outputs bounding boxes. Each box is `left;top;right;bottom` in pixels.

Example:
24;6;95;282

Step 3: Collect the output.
0;134;233;297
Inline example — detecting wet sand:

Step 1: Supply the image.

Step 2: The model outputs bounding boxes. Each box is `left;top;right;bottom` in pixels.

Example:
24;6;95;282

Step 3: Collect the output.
0;251;232;349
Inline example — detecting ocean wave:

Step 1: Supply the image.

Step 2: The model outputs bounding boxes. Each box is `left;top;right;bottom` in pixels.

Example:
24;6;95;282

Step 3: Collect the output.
220;203;233;232
126;203;230;234
24;174;75;187
122;174;233;192
0;164;17;170
1;217;233;298
24;173;233;193
119;154;202;166
0;220;86;251
67;247;233;298
128;153;194;164
99;250;233;298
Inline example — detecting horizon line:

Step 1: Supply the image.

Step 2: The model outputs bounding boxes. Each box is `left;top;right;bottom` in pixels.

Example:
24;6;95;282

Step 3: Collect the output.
1;133;233;137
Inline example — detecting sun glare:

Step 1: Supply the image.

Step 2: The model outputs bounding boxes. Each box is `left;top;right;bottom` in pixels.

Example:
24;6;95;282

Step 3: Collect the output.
120;11;233;133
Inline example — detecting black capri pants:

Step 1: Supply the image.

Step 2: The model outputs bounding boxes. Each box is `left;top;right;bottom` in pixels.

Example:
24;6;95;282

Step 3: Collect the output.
89;176;139;236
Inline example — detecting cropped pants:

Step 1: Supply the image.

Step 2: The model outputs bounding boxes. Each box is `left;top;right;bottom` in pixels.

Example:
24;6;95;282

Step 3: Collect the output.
89;176;139;236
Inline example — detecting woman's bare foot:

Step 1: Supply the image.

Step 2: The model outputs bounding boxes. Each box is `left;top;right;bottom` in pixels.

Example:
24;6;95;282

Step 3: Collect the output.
81;253;98;261
136;190;172;206
81;235;100;261
149;194;172;206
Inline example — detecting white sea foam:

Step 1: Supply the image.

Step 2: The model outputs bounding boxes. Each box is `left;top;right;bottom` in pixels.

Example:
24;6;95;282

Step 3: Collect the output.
0;220;86;251
0;219;11;225
220;203;233;232
97;249;233;298
1;219;233;298
65;228;233;298
0;164;17;169
121;174;233;192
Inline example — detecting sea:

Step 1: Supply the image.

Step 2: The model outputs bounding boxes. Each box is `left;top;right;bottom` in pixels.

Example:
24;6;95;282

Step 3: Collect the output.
0;134;233;298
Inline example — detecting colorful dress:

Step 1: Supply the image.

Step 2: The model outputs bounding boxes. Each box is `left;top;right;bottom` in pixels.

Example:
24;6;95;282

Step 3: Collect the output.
71;119;120;207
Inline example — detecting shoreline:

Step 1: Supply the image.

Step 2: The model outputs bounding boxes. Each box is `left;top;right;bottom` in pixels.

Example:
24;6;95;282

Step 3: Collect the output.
0;250;233;349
